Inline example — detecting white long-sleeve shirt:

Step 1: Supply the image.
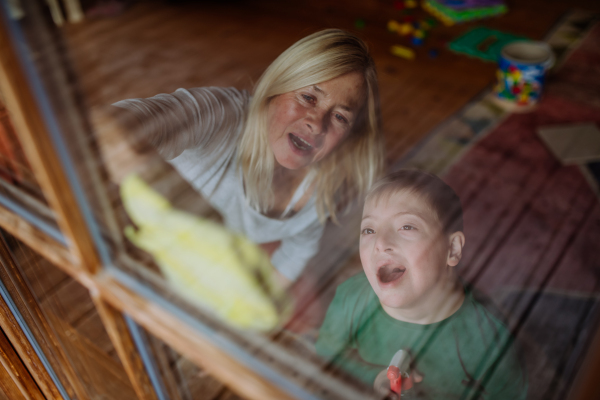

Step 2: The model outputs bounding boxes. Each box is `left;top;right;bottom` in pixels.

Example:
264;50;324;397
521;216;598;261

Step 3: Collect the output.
114;87;324;280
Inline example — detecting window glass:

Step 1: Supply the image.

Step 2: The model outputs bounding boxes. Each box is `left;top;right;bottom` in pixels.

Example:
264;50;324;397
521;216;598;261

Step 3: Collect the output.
3;1;600;399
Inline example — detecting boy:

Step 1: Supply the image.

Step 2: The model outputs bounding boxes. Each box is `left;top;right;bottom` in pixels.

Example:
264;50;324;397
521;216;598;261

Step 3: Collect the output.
316;170;527;399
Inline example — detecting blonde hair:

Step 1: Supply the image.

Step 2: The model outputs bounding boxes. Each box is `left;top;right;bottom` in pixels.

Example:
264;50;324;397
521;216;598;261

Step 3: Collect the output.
238;29;384;222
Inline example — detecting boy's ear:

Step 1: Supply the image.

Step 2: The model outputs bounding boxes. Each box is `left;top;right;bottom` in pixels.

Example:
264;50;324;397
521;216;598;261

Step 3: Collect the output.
447;232;465;267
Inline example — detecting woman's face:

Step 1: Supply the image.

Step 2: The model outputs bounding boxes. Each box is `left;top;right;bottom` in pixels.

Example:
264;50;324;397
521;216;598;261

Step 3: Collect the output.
267;72;366;171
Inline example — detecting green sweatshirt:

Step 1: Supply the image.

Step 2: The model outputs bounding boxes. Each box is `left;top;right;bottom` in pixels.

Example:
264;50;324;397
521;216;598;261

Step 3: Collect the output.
315;273;527;400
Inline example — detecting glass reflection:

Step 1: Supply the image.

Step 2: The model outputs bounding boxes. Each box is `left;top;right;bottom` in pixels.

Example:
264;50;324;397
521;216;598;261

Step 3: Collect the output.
316;170;527;399
3;1;599;399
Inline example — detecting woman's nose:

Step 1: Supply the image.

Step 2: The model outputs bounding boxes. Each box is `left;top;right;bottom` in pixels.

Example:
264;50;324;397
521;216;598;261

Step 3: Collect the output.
305;108;327;134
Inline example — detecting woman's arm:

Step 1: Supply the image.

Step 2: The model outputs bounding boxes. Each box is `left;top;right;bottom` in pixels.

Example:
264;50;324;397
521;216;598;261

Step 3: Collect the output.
112;87;250;160
92;87;250;184
91;104;155;184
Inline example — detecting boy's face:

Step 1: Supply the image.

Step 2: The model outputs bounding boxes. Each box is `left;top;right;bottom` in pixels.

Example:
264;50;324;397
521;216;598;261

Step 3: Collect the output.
360;189;454;312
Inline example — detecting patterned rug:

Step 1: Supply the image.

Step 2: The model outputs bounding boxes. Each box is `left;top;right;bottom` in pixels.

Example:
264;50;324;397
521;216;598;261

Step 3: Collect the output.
398;10;600;178
289;12;600;346
288;10;600;398
403;13;600;400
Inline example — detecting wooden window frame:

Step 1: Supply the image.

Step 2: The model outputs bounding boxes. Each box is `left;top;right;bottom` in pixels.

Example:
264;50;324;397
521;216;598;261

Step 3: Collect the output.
1;3;599;400
0;324;46;400
0;7;314;400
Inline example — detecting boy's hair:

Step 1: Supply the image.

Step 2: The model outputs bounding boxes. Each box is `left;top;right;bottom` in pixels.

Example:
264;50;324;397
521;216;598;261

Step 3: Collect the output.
365;169;463;234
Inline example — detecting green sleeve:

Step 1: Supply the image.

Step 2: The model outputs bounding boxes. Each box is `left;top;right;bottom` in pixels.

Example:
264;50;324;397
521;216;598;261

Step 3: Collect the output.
315;283;383;385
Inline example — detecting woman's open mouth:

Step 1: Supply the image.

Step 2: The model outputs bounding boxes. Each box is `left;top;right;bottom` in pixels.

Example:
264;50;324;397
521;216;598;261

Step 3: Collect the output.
377;265;406;285
289;133;313;152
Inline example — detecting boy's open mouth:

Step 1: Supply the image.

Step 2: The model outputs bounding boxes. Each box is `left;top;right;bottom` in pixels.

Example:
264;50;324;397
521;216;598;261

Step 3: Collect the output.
377;265;406;284
289;133;313;152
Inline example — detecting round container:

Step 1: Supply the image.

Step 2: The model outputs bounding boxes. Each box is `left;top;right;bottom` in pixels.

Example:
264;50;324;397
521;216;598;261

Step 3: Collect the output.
493;41;555;110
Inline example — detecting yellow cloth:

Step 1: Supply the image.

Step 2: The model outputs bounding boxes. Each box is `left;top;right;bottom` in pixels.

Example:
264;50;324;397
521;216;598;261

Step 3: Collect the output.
120;174;289;331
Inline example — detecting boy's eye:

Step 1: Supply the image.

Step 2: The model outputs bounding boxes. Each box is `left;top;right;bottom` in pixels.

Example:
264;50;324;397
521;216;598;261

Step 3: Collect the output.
400;225;416;231
361;228;374;235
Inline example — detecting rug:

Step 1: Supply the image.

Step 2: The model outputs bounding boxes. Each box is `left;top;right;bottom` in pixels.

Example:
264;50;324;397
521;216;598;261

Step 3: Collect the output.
398;10;600;176
288;11;600;346
416;15;600;400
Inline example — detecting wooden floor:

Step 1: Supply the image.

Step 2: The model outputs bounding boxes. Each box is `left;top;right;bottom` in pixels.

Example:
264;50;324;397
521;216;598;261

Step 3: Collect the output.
50;1;600;399
443;23;600;396
282;10;600;400
63;0;600;162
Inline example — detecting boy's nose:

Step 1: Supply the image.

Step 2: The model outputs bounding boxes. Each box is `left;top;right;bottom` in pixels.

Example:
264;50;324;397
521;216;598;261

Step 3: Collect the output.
374;231;395;253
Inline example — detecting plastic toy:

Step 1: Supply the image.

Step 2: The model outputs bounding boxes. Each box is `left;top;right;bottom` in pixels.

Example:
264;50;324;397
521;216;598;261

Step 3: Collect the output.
388;19;401;32
388;9;439;48
399;23;414;35
448;27;528;61
354;18;366;29
423;0;507;25
411;36;424;46
441;0;505;8
405;0;418;9
494;41;554;106
391;45;415;60
387;350;414;396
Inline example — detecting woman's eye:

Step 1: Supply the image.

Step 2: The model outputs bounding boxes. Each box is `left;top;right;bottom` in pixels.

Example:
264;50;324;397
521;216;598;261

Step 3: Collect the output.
301;94;315;103
334;113;348;124
361;228;374;235
400;225;415;231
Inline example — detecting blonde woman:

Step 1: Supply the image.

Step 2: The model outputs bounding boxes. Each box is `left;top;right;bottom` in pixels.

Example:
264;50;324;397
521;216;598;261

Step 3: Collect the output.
108;29;383;285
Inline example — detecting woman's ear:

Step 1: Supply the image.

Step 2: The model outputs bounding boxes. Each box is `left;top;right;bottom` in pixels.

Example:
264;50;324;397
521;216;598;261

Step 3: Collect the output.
447;231;465;267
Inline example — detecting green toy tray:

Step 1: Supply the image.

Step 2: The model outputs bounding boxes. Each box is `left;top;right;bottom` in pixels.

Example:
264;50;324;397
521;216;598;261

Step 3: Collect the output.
448;27;528;62
424;0;507;24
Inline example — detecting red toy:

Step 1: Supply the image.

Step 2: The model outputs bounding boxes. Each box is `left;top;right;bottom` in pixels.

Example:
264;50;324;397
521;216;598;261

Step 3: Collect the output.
387;349;414;396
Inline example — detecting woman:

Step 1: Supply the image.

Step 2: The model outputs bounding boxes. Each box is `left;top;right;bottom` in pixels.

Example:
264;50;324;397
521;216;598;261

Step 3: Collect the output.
105;29;383;285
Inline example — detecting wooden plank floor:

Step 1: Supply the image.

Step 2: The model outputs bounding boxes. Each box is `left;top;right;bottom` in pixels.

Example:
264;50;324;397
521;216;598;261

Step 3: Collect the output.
285;15;600;400
445;103;600;400
440;22;600;399
54;1;600;399
63;0;600;162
